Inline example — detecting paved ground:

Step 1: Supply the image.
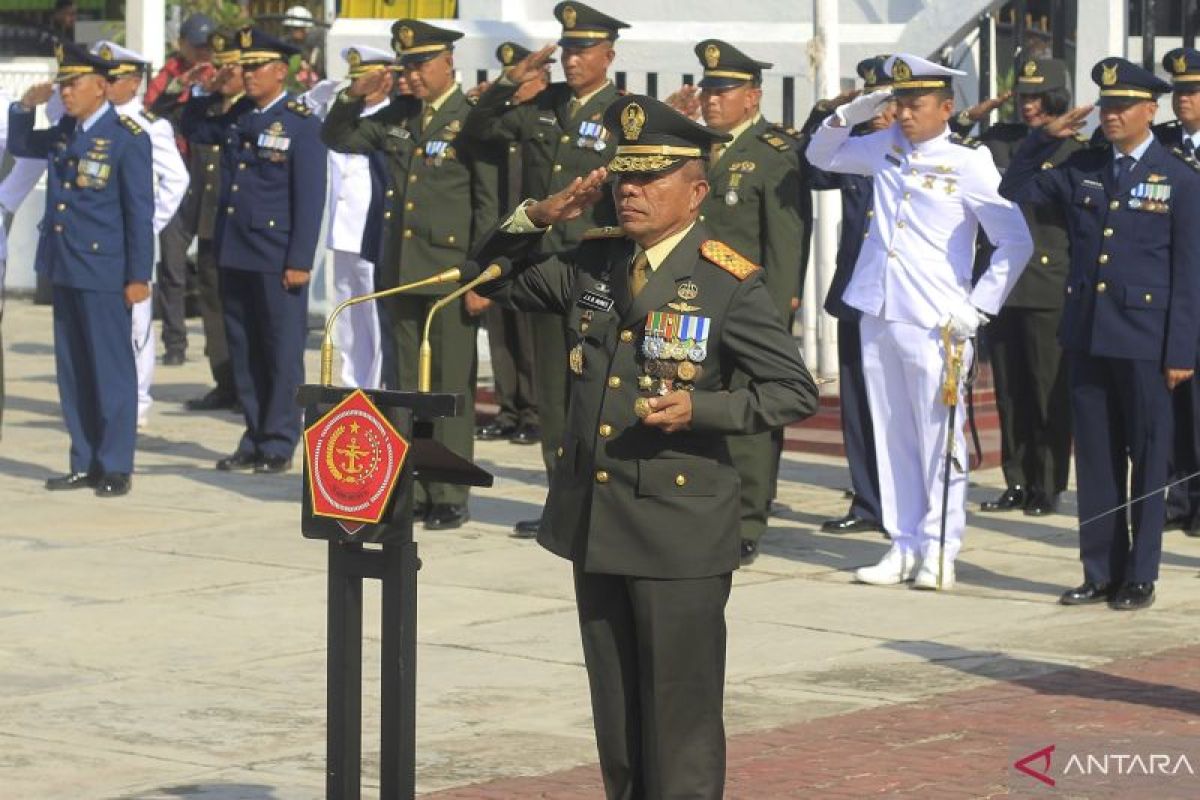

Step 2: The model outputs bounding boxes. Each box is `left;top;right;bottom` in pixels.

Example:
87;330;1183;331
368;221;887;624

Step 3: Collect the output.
4;297;1200;799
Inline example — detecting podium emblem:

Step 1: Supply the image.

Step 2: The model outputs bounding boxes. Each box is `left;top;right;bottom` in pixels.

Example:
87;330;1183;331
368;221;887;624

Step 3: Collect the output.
305;389;409;530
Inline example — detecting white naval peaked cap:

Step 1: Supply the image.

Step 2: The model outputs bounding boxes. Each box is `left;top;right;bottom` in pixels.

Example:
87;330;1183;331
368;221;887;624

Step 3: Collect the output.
884;53;966;93
341;45;395;78
90;40;150;69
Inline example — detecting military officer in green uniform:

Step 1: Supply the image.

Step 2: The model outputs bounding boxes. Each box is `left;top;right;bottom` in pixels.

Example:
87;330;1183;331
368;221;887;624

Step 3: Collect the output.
959;59;1081;516
322;19;495;530
470;94;818;799
686;39;809;562
463;1;629;538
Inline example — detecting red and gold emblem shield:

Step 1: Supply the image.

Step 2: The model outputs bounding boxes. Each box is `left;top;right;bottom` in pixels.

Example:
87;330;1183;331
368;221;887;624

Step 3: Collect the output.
305;389;409;527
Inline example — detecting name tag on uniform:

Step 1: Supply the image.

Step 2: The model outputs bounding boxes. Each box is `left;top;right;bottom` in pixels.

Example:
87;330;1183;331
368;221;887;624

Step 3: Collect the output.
578;289;614;312
885;154;902;166
538;115;556;126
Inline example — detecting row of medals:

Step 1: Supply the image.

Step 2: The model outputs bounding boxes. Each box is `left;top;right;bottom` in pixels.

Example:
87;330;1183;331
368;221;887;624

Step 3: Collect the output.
633;306;710;419
76;138;112;188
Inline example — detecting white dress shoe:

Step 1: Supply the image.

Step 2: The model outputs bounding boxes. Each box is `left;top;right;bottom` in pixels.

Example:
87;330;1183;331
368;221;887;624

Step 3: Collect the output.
912;559;955;590
855;545;918;585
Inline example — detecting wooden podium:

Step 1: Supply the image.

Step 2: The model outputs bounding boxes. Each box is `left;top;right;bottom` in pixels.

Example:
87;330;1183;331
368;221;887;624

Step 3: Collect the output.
298;384;493;800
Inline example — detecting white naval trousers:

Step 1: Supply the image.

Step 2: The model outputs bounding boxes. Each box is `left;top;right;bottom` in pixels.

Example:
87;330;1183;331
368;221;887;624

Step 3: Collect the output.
132;294;154;425
331;250;381;389
860;314;971;562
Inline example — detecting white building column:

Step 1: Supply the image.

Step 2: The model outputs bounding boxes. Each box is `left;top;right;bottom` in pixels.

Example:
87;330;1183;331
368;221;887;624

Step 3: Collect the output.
126;0;166;71
810;0;840;379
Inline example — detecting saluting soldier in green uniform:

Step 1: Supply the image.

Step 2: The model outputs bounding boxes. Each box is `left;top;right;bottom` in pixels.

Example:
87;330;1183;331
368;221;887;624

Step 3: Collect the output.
463;1;629;539
682;40;809;563
322;19;495;531
471;94;818;800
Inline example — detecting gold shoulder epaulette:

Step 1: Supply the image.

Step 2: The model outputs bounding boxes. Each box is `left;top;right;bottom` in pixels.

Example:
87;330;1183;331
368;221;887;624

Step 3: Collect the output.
700;240;759;280
1171;146;1200;170
949;132;981;149
1073;133;1089;143
759;131;793;152
582;226;625;240
286;100;312;117
118;115;144;135
769;122;803;139
142;109;159;123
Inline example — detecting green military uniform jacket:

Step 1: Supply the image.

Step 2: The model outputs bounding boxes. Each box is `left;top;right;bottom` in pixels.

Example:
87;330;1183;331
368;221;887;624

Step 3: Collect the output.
322;87;495;293
977;123;1085;309
700;117;808;323
186;95;252;240
474;222;819;578
464;80;620;254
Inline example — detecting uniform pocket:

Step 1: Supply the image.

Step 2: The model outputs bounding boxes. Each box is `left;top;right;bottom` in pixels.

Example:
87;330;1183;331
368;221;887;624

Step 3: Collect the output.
636;457;718;497
1073;184;1104;210
1123;284;1168;310
250;208;290;232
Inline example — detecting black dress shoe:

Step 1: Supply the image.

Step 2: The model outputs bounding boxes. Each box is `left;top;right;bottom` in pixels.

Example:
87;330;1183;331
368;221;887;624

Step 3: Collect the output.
254;456;293;474
980;486;1025;512
1110;582;1155;610
476;422;516;441
45;471;100;491
1165;515;1189;532
1023;490;1057;517
821;513;883;534
95;473;131;497
186;388;238;411
413;502;430;522
1060;581;1114;606
216;452;258;471
740;539;759;565
426;504;469;530
509;424;541;445
162;350;186;366
512;518;541;539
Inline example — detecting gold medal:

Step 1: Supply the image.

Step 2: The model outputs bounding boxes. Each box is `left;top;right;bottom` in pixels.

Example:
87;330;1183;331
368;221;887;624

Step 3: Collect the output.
634;397;653;418
569;344;584;375
677;361;697;382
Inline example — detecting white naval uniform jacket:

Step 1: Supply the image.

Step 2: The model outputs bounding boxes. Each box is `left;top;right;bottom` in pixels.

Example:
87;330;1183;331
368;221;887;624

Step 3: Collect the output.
0;91;49;311
115;98;189;235
326;99;388;254
806;121;1033;327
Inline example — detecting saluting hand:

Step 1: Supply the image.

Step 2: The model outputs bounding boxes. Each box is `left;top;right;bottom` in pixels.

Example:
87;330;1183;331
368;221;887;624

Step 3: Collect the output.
348;69;389;99
526;168;608;227
641;391;692;433
1167;368;1195;391
20;82;54;110
124;281;151;308
282;269;310;290
505;44;557;85
1044;105;1093;139
665;85;701;121
962;90;1013;123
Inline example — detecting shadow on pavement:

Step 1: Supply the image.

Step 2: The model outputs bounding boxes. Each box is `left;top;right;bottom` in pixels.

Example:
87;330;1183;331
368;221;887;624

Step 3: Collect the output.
119;783;282;800
887;640;1200;717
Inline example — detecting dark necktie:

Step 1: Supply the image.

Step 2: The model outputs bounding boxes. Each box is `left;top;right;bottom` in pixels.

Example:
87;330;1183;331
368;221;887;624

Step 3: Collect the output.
1184;138;1196;159
1115;154;1133;183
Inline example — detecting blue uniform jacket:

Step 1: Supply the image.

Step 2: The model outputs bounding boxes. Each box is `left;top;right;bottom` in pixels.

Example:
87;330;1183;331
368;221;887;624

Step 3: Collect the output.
7;103;154;292
182;93;326;273
999;129;1200;369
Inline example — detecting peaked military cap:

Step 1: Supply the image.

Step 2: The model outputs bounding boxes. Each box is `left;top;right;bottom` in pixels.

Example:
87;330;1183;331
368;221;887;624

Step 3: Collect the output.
342;45;394;78
856;56;892;89
90;41;148;78
884;53;966;95
1163;48;1200;92
693;40;772;89
496;41;554;68
236;27;300;67
1091;57;1171;105
208;30;241;66
391;19;462;65
554;2;629;49
52;41;112;83
1015;57;1069;94
604;94;731;174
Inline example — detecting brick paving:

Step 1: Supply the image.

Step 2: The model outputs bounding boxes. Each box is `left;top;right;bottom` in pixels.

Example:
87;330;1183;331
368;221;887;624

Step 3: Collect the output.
428;643;1200;799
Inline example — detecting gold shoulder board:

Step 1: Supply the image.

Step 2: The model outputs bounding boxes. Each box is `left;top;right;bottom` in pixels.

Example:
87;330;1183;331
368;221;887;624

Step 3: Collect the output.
582;226;625;240
759;132;792;152
118;115;144;135
287;100;312;117
700;240;759;280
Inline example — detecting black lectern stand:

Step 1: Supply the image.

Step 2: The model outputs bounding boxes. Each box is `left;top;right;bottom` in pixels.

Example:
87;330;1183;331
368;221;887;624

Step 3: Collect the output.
297;385;493;800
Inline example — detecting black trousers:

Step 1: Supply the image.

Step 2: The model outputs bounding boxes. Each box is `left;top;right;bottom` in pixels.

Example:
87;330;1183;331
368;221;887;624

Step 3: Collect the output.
988;306;1071;498
196;238;233;393
838;319;882;522
574;565;730;800
1166;360;1200;525
156;206;193;356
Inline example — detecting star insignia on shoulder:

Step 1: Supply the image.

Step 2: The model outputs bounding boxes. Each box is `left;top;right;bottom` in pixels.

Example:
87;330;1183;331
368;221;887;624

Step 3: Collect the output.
700;240;759;280
286;100;313;117
118;115;144;135
949;133;981;149
759;132;792;152
1170;146;1200;170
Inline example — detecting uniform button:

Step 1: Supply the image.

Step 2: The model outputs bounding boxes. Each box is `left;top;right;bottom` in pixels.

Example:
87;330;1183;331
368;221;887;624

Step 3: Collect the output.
595;470;609;484
699;214;706;222
888;250;896;258
238;163;246;171
1040;255;1049;265
509;144;517;153
867;210;874;218
226;206;234;214
243;142;250;150
383;211;392;219
608;376;622;389
675;474;687;487
560;134;571;143
405;201;415;211
620;330;634;343
62;181;70;189
231;184;239;192
1103;227;1114;237
268;220;275;227
863;232;869;239
599;424;613;438
556;446;564;457
91;242;98;250
903;192;911;200
56;202;65;211
1097;282;1108;293
1098;254;1109;264
897;220;906;229
910;168;918;175
205;183;213;191
53;224;63;232
1109;200;1119;210
408;174;417;183
447;235;456;244
1066;286;1073;294
553;164;563;172
386;189;395;198
1145;293;1154;303
404;229;413;239
208;164;216;172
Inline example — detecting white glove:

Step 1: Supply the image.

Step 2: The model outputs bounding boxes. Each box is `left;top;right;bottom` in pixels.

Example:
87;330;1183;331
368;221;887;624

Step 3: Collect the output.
941;299;987;341
835;89;893;128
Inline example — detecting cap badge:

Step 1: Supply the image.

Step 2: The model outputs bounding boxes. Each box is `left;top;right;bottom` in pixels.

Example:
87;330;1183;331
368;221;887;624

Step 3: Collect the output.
212;34;225;51
562;5;578;29
99;44;113;61
892;58;912;82
392;39;404;56
55;42;65;63
1102;62;1118;86
621;102;646;141
1023;60;1037;77
500;43;514;65
864;67;877;86
347;48;361;67
704;44;720;69
240;28;253;49
398;26;414;49
1175;54;1189;75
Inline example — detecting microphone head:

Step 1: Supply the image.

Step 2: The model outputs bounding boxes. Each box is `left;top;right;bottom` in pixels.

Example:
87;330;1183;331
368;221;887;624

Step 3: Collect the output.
456;260;484;283
481;257;513;280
